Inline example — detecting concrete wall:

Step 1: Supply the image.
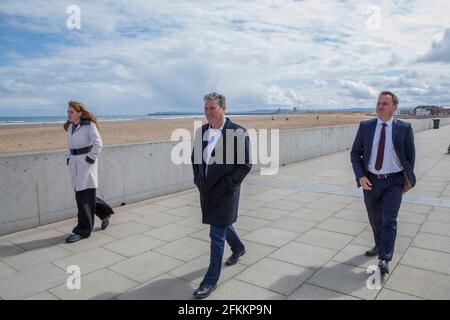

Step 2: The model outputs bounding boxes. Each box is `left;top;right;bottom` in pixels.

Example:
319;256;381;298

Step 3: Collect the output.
1;117;449;235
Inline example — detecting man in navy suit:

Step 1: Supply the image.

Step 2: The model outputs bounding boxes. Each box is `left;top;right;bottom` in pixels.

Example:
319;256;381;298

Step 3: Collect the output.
350;91;416;274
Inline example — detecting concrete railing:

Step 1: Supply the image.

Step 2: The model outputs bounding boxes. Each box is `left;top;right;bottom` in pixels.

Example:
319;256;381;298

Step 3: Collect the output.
1;117;449;236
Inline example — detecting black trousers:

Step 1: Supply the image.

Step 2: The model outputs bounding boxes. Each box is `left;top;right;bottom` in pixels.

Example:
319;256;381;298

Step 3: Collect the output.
73;188;111;236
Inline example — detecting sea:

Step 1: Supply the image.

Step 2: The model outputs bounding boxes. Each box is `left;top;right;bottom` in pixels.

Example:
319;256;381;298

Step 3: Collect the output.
0;112;279;126
0;114;204;126
0;108;379;126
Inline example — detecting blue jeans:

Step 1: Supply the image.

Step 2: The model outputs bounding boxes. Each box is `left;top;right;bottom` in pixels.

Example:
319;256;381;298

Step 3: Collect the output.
202;224;245;286
363;172;403;261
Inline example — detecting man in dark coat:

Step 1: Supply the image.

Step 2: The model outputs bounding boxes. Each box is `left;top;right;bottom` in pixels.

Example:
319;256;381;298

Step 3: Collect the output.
191;92;252;298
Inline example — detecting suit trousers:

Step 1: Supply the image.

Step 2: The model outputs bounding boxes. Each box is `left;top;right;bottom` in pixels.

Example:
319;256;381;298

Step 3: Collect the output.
363;172;404;261
202;224;245;286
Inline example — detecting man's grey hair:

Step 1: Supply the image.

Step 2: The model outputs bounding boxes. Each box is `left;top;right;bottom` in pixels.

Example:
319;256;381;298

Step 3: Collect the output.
379;91;399;106
204;92;227;109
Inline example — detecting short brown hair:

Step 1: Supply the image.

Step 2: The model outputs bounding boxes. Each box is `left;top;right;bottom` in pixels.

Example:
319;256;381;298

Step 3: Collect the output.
204;92;226;109
379;91;399;106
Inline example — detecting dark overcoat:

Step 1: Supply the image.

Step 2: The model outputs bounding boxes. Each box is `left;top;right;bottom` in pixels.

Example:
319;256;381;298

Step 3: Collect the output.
191;118;252;226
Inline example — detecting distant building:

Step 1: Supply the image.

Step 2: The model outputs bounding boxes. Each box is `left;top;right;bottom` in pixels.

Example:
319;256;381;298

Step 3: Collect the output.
442;106;450;115
415;108;431;117
413;105;441;116
399;108;414;115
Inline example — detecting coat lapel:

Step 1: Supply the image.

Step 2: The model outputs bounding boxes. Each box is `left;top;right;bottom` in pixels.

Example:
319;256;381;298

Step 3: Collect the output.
69;122;83;138
392;118;402;154
212;117;228;164
200;124;208;180
366;118;377;152
203;118;230;185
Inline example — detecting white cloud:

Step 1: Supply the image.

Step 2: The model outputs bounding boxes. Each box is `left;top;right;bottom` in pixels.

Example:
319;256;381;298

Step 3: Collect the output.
418;27;450;63
338;80;378;99
313;80;327;87
266;85;305;106
0;0;449;115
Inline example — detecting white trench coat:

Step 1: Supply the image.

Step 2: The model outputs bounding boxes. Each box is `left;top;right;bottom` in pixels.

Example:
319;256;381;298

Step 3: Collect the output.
66;121;103;191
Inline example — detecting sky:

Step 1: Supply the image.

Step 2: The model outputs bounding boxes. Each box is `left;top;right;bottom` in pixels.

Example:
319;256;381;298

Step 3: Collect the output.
0;0;449;116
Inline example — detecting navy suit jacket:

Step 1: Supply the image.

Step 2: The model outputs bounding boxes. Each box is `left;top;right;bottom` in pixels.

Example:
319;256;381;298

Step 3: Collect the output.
350;118;416;188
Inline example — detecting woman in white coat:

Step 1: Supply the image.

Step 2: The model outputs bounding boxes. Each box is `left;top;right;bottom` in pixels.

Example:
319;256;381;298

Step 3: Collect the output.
64;101;111;243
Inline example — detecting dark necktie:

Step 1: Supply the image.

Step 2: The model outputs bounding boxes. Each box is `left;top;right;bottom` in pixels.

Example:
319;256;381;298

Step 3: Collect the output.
375;123;387;171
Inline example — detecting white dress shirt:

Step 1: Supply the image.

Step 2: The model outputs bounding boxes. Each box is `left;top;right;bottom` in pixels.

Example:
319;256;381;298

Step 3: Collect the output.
368;117;403;175
205;118;227;177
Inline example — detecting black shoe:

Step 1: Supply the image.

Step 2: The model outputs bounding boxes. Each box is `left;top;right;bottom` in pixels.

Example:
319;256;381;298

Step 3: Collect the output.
65;233;88;243
225;250;246;266
365;246;379;257
193;284;217;299
101;215;112;230
378;259;389;274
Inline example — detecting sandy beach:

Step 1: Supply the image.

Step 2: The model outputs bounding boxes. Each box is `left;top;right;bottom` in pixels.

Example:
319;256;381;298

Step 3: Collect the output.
0;112;373;155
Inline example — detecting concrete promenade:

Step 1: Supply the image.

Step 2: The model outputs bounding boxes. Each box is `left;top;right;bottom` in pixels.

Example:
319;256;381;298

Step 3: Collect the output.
0;125;449;300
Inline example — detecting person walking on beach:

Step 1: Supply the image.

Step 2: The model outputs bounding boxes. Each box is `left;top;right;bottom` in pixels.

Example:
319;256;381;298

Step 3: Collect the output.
350;91;416;274
64;101;111;243
191;92;252;298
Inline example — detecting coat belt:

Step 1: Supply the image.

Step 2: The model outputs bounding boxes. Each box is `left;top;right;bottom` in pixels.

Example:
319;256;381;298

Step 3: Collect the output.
70;145;93;155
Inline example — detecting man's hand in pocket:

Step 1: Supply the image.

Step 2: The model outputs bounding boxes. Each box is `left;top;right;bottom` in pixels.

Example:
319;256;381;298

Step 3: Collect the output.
359;176;372;191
